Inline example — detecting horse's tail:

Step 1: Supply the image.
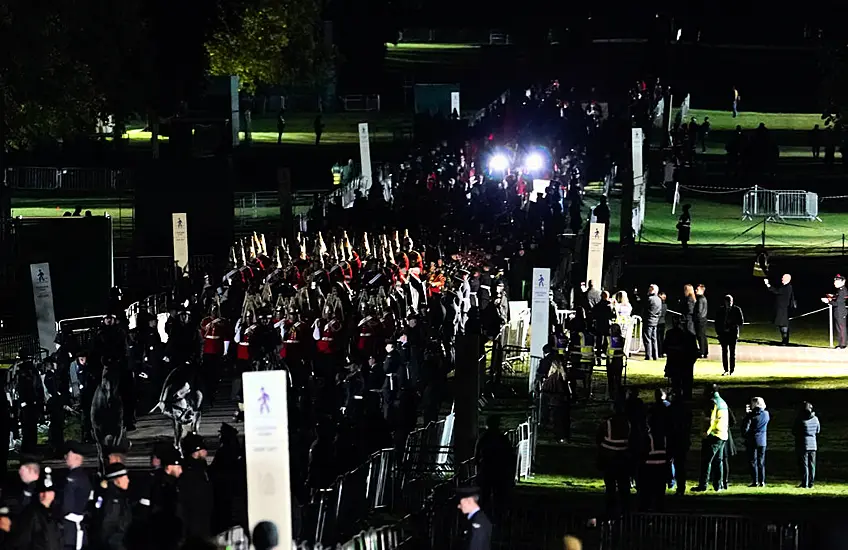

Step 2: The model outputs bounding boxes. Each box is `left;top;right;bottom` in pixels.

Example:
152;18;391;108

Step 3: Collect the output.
149;401;165;414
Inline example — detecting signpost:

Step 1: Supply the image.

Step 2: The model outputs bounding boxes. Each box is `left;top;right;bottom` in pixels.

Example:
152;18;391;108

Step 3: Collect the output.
30;263;57;350
358;123;373;191
587;223;606;289
631;128;645;237
243;370;292;545
451;91;461;116
529;267;550;393
172;213;189;276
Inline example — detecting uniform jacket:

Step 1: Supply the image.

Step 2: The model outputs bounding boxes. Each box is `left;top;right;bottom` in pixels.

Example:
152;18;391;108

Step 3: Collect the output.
10;503;63;550
464;509;492;550
97;486;134;550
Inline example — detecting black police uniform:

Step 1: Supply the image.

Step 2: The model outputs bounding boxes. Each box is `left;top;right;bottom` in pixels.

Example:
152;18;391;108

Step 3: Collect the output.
97;463;135;550
61;458;92;550
15;358;44;454
456;487;492;550
15;472;63;550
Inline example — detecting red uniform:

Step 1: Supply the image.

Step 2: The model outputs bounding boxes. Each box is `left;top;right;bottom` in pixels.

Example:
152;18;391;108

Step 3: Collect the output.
315;319;342;355
236;322;255;361
201;317;230;356
356;315;381;354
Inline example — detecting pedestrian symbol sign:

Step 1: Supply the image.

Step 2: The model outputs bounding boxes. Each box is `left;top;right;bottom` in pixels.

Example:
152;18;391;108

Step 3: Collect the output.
258;387;270;414
538;274;545;287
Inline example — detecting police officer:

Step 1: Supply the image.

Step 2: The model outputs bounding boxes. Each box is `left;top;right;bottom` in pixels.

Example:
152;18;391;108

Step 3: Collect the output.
180;434;214;540
14;349;44;454
822;274;848;349
456;486;492;550
61;442;92;550
97;463;135;550
44;358;69;456
596;400;632;516
15;466;62;550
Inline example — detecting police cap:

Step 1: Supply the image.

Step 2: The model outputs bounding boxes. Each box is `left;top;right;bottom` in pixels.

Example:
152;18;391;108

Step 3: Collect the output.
105;462;128;480
181;433;206;455
64;440;85;456
836;274;845;282
161;449;182;467
455;486;481;500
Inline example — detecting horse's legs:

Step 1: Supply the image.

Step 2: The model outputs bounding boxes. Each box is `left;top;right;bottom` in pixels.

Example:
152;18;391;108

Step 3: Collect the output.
172;418;180;450
95;440;104;475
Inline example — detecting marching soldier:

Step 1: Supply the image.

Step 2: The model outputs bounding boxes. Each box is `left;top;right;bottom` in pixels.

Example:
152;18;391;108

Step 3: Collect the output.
250;308;283;367
355;307;382;360
200;307;231;402
61;442;92;550
313;314;343;377
231;315;255;404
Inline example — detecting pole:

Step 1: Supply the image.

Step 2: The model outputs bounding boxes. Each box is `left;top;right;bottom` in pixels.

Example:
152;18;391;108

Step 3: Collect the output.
761;218;766;248
829;303;834;349
753;184;758;217
842;233;845;256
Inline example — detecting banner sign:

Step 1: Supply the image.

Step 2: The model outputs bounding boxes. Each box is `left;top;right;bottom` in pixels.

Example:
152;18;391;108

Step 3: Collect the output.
30;263;57;351
243;370;292;545
529;267;550;392
451;92;461;116
587;223;606;289
172;213;189;275
631;128;645;236
358;123;373;190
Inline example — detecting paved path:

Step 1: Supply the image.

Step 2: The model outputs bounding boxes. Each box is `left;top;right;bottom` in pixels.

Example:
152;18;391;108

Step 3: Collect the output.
706;342;847;364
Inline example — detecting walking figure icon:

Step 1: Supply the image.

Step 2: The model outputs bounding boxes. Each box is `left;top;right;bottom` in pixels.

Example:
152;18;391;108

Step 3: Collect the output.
594;228;600;238
538;274;545;287
258;387;270;414
37;269;45;283
177;218;183;229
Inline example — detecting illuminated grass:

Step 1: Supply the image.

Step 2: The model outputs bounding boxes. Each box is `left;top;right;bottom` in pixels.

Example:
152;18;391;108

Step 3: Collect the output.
386;42;481;50
683;109;825;132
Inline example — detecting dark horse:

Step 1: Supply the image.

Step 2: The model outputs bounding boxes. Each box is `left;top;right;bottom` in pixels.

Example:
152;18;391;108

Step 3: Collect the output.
91;364;126;473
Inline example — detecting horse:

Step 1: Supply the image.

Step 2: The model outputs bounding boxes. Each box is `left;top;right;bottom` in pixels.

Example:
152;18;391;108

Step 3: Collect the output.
151;362;203;450
91;364;126;473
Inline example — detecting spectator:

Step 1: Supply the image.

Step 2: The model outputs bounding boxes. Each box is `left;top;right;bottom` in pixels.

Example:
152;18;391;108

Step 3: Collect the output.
742;397;770;487
541;361;573;443
681;284;696;335
643;285;662;361
694;285;708;358
657;291;668;357
676;204;691;250
794;402;820;489
715;295;744;375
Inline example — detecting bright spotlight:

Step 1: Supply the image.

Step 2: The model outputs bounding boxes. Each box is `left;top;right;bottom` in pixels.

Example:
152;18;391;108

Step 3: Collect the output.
489;154;509;172
525;153;544;172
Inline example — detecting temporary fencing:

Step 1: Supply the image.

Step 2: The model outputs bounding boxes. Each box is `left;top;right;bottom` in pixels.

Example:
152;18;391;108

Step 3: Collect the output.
5;166;131;192
114;254;216;295
0;333;40;362
600;513;799;550
55;316;104;350
743;186;821;221
506;412;536;481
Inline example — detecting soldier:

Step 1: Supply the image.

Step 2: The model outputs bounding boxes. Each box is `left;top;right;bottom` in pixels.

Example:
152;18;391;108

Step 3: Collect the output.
13;467;63;550
61;442;92;550
96;463;134;550
355;306;382;360
822;274;848;349
92;314;127;367
73;351;96;443
478;264;494;311
250;308;283;368
455;486;492;550
200;308;230;400
43;358;69;456
313;313;342;377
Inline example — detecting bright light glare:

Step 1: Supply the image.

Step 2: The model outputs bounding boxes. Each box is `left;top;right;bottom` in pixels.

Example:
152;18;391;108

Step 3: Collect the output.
525;153;544;171
489;154;509;172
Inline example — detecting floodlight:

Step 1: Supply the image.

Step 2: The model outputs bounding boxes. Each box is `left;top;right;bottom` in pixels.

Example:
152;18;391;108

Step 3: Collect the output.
525;153;544;172
489;154;509;172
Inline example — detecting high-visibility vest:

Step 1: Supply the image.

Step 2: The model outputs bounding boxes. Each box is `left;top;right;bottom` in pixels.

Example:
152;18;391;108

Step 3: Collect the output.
600;418;630;451
644;434;668;465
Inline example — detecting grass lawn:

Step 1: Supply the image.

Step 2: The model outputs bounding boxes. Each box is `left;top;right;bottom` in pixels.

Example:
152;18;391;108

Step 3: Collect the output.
683;109;825;132
126;112;412;146
386;43;481;51
508;360;848;510
605;194;848;249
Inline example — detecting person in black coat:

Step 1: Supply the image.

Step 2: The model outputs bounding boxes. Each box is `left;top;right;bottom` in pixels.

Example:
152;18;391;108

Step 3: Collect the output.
209;423;247;534
179;434;214;541
741;397;770;487
694;285;709;358
456;487;492;550
96;463;135;550
714;295;745;375
681;285;696;335
11;468;63;550
764;274;795;345
793;402;821;488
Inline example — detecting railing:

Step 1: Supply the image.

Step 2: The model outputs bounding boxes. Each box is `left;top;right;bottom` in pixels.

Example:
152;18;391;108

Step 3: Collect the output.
489;31;511;45
506;413;535;481
5;167;131;192
341;94;381;112
402;417;455;481
114;255;215;295
55;316;103;350
742;187;821;221
0;333;40;362
600;514;799;550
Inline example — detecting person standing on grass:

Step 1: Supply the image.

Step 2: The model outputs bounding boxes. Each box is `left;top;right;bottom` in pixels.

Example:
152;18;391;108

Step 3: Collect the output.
643;285;662;361
811;124;821;158
694;284;709;358
699;117;711;153
821;274;847;349
742;397;770;487
764;273;795;345
657;292;668;357
692;384;728;492
676;204;691;250
596;399;632;516
276;109;286;144
715;295;744;375
793;401;820;488
314;114;324;145
732;86;741;118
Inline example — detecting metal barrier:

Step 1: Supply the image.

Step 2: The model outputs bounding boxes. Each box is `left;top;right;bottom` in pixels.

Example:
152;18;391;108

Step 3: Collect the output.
234;191;281;233
0;334;40;362
5;167;131;192
742;187;821;221
341;94;381;112
125;292;169;328
56;316;104;351
114;255;215;293
401;417;454;480
600;514;799;550
625;315;643;356
506;413;535;481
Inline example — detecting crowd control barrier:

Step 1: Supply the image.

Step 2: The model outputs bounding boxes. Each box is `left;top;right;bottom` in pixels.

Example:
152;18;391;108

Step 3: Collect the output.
743;186;821;221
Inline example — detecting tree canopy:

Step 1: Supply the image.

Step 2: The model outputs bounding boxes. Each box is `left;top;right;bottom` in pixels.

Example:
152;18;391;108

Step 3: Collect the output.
206;0;331;93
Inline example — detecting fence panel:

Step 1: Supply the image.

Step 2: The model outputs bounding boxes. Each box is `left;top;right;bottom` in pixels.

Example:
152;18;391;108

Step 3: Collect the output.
114;255;215;295
743;188;820;221
600;514;799;550
5;167;130;192
0;334;40;362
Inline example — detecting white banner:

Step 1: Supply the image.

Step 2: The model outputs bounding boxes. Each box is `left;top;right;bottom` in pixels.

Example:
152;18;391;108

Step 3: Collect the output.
587;223;605;290
529;268;550;392
451;92;460;116
30;263;57;351
243;370;292;545
631;128;645;236
358;123;373;190
172;213;189;275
